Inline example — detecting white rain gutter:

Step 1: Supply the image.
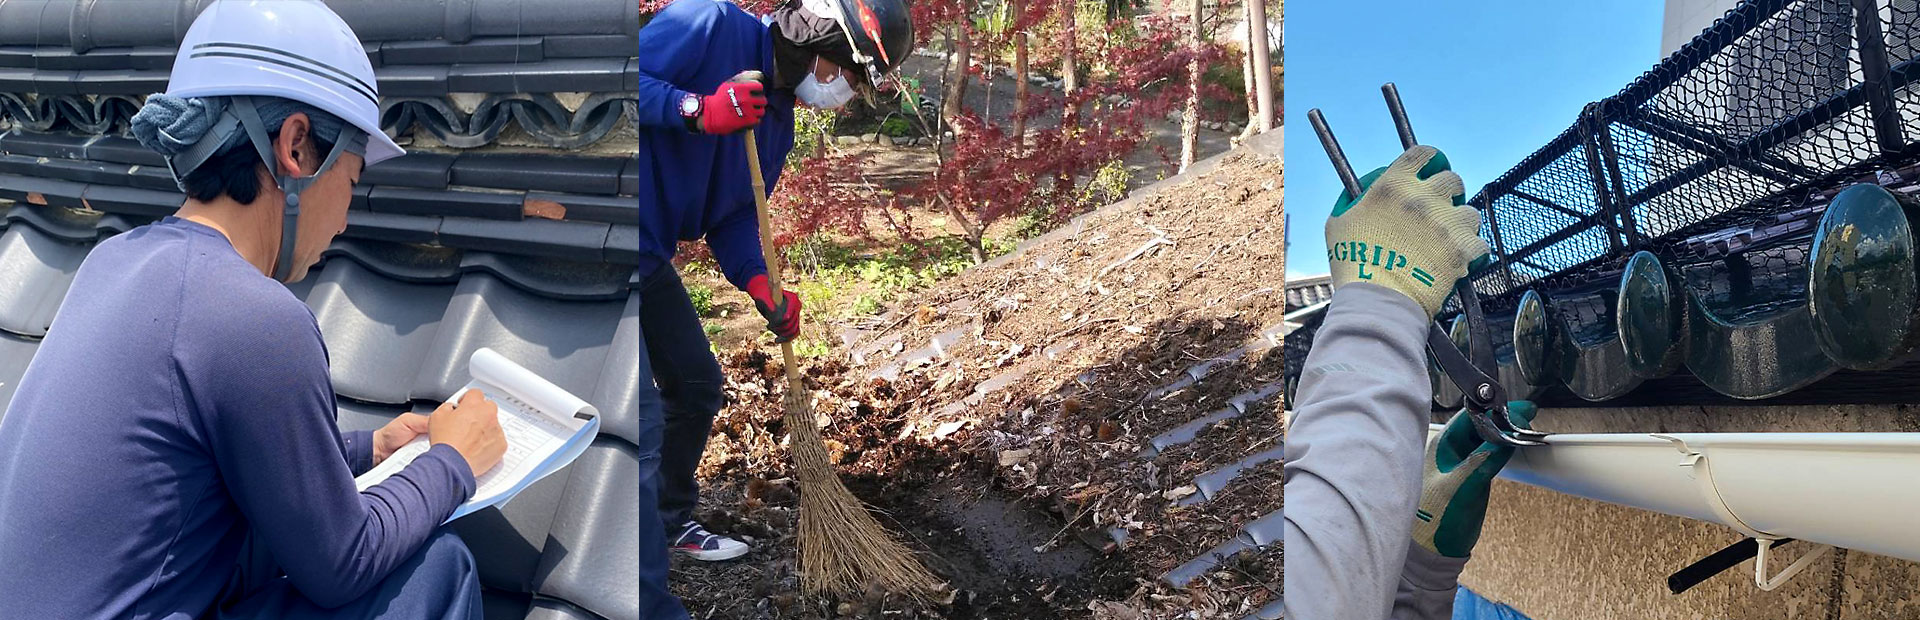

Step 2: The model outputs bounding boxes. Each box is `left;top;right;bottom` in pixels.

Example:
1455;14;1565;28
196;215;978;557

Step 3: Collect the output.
1431;426;1920;588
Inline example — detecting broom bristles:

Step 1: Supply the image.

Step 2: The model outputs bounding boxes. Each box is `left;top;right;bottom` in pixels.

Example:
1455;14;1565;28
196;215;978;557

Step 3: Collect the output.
784;387;942;599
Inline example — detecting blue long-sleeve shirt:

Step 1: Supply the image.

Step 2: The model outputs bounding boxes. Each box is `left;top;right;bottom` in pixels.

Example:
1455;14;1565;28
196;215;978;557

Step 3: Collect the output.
0;217;475;618
638;0;796;289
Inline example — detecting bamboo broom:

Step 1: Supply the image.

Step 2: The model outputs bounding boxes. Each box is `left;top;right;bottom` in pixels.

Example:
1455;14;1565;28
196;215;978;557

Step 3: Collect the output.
743;129;940;598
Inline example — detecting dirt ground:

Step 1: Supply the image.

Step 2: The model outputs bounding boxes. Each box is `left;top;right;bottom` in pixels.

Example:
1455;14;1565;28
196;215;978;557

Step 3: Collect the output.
670;145;1285;619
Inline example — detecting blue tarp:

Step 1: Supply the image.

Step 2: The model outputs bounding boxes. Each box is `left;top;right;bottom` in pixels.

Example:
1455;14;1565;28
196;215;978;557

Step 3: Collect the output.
1453;587;1532;620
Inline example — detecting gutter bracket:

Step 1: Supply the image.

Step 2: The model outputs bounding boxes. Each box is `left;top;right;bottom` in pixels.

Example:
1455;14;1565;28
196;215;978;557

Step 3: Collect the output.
1753;538;1834;591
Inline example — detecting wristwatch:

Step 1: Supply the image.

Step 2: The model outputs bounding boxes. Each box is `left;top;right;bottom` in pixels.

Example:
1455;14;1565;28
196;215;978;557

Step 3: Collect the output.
678;92;702;133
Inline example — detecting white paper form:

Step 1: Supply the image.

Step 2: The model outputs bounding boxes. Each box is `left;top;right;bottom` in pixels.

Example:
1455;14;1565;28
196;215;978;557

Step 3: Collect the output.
353;348;602;523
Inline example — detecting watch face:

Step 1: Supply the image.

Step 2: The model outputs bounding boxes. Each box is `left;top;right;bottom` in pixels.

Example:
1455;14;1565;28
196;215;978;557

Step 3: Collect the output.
680;93;701;117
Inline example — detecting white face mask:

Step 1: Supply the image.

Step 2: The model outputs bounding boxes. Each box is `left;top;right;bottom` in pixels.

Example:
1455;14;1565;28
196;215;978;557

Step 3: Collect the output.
796;70;855;109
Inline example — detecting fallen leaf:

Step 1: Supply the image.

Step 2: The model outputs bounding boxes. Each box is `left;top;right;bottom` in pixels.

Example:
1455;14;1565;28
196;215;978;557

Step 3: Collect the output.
934;419;970;439
998;448;1032;466
1163;484;1198;501
1095;421;1118;441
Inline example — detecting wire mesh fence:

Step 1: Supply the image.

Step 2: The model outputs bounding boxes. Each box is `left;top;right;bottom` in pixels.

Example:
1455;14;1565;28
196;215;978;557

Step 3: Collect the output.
1468;0;1920;304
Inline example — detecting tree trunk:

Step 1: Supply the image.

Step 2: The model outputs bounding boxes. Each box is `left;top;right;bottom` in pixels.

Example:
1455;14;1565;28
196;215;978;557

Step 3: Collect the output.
943;21;972;135
1240;0;1257;135
1060;0;1077;97
1179;0;1201;171
1013;0;1030;146
1246;0;1274;132
940;195;990;263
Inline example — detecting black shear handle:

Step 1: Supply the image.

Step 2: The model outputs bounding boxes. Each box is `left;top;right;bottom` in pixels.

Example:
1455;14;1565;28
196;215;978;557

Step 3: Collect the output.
1425;279;1549;447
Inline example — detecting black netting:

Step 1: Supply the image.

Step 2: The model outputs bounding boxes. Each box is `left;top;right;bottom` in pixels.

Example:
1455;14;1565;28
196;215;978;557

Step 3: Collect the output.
1457;0;1920;311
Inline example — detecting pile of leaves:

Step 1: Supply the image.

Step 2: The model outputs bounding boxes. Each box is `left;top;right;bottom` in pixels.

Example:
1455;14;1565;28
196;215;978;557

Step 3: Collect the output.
672;146;1285;618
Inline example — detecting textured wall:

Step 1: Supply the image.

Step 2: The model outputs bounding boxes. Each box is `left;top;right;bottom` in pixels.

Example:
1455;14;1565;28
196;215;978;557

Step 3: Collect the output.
1460;404;1920;619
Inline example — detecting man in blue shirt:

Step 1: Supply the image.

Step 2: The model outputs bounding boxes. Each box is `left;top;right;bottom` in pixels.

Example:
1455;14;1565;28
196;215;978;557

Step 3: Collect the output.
0;2;505;619
637;0;911;585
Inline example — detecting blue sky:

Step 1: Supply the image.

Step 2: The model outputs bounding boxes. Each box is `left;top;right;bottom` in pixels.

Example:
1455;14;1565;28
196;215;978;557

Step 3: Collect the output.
1284;1;1667;277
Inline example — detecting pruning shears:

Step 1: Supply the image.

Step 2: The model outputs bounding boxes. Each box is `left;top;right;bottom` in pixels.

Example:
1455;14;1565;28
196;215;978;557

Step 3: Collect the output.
1306;84;1549;448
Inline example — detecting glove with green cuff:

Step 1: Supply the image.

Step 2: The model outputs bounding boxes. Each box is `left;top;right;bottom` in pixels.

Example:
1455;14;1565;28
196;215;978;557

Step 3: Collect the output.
1412;400;1539;558
1324;145;1490;318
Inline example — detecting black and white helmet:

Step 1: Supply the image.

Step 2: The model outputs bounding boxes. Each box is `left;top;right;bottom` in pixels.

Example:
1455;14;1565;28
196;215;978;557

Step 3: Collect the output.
812;0;914;86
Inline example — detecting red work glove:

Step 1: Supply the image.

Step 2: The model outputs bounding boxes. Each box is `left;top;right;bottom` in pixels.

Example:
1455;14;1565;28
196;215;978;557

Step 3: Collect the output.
700;71;766;135
746;274;802;343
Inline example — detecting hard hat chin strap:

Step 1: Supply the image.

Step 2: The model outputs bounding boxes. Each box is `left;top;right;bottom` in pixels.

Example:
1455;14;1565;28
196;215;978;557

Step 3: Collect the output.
226;96;362;284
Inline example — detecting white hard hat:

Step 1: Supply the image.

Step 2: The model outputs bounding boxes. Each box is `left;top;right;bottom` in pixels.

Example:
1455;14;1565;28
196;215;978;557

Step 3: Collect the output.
165;0;403;166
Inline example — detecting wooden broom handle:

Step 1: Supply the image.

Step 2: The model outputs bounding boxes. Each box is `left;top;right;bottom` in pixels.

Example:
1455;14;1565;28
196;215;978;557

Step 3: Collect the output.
743;131;808;393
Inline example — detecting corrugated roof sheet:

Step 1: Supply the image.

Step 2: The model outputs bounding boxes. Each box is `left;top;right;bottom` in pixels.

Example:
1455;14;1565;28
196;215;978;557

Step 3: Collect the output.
0;1;640;618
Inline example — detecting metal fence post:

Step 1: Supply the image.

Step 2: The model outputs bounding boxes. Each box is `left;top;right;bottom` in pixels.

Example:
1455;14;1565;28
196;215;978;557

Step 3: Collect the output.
1580;103;1625;253
1853;0;1906;155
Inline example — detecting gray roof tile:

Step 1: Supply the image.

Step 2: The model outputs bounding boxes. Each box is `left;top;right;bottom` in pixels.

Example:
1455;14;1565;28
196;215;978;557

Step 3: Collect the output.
0;332;36;418
310;260;459;405
0;224;85;337
531;438;644;620
452;463;576;592
410;272;625;404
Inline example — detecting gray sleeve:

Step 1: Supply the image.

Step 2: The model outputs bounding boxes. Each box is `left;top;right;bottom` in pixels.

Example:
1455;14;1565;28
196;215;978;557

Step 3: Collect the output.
1391;540;1469;620
1282;283;1435;620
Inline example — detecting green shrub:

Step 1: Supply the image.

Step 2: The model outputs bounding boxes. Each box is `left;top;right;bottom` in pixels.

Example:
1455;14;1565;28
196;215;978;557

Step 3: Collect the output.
687;282;716;317
879;116;913;138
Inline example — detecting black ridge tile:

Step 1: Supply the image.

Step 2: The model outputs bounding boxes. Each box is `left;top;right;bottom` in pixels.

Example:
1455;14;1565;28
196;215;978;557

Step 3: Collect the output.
523;192;633;224
623;57;637;91
341;211;443;246
0;131;90;159
447;59;626;93
367;186;525;220
603;226;639;265
542;35;637;59
619;157;637;196
450;154;626;196
84;135;169;167
0;46;32;68
472;0;639;38
125;165;179;192
0;154;38;177
31;47;174;71
77;184;182;217
0;174;86;209
0;67;35;92
382;37;544;66
374;65;451;98
439;218;611;265
362;151;458;189
70;69;168;95
37;159;134;186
